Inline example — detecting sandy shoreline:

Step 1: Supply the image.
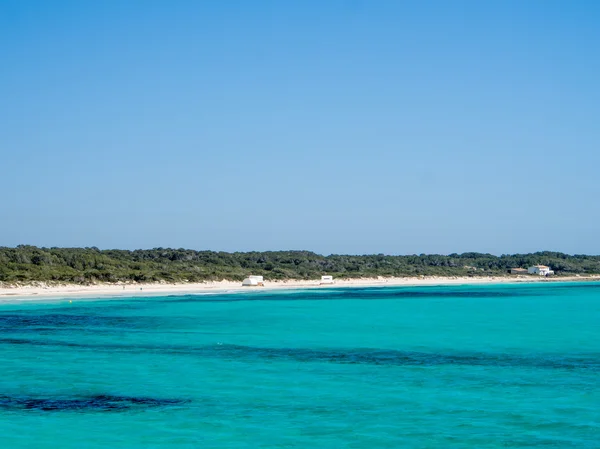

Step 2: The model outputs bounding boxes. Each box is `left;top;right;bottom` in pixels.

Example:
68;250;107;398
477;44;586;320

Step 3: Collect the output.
1;275;599;301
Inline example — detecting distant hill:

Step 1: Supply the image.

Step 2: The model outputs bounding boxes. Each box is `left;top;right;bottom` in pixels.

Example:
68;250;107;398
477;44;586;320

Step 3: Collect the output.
1;246;599;285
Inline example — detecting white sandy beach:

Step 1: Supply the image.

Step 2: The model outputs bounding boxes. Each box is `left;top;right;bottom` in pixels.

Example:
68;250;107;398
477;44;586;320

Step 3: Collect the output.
1;275;598;301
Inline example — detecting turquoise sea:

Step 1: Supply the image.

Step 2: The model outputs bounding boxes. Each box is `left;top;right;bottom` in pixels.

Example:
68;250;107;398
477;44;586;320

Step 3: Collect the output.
0;283;599;448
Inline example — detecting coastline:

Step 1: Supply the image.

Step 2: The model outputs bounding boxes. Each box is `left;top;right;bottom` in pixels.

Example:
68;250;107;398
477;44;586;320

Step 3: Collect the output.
1;275;599;301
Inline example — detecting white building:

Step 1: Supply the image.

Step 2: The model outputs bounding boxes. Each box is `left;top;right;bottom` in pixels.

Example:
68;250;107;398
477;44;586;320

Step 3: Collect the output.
320;275;334;285
242;275;264;287
528;265;554;276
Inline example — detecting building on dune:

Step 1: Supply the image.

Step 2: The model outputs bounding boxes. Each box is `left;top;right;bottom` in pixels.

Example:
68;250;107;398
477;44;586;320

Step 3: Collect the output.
242;275;264;287
528;265;554;276
510;268;528;275
320;275;334;285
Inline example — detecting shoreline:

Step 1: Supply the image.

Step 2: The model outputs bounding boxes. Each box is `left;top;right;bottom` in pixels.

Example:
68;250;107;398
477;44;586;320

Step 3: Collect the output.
1;275;599;302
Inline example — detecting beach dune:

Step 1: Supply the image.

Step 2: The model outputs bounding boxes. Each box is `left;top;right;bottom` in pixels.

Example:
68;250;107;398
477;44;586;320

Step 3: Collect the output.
1;275;598;301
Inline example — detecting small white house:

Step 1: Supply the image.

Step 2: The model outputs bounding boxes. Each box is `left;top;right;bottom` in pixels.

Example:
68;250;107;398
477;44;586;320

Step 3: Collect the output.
320;275;334;285
242;275;264;287
528;265;554;276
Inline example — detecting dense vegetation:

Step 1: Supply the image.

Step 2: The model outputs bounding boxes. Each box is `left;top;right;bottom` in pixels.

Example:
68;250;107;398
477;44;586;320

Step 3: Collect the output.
1;246;599;285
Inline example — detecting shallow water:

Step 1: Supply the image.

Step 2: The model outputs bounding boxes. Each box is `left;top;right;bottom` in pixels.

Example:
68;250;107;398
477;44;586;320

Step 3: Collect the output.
0;283;599;447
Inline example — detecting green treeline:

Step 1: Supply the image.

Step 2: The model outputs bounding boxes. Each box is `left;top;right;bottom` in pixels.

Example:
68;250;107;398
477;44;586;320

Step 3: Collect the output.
1;246;599;285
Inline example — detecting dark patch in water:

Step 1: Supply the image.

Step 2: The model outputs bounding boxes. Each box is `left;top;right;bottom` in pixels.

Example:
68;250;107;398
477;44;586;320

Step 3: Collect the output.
0;313;147;329
211;344;600;371
1;337;598;372
0;394;188;412
0;313;224;337
553;282;600;290
163;288;538;304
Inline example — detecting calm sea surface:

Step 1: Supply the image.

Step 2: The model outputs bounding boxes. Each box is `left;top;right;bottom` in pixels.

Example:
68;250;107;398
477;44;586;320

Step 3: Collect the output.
0;283;599;448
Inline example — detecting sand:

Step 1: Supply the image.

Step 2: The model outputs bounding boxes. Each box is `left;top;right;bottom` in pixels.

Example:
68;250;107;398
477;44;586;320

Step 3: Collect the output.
1;275;599;301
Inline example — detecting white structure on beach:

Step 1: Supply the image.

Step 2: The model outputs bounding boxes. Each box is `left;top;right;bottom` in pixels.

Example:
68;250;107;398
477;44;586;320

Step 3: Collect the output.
320;275;334;285
242;275;264;287
528;265;554;276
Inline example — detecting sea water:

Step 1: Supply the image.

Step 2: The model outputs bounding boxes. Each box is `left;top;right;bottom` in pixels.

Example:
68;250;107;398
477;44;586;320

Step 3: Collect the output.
0;283;598;448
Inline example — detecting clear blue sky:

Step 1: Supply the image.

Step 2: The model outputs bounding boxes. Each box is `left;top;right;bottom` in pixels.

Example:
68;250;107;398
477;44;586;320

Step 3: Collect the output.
1;0;599;255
